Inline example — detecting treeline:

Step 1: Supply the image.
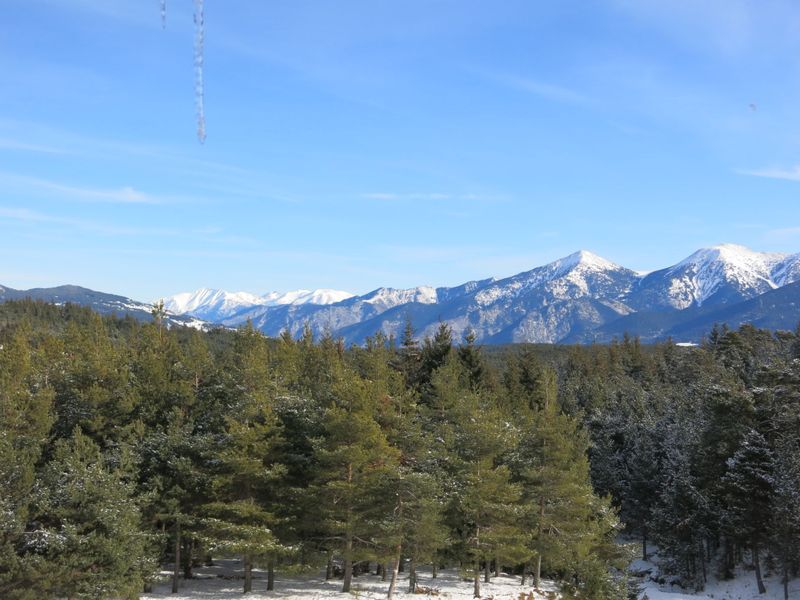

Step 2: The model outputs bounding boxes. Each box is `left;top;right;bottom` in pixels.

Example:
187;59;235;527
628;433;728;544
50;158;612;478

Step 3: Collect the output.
0;301;624;599
0;300;798;599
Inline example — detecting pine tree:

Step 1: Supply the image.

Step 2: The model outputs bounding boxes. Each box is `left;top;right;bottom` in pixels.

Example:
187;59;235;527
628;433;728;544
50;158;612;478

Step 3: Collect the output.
770;440;800;600
202;325;286;593
314;369;400;592
722;429;775;595
0;322;56;598
458;329;488;392
439;361;525;598
29;428;153;599
514;377;621;597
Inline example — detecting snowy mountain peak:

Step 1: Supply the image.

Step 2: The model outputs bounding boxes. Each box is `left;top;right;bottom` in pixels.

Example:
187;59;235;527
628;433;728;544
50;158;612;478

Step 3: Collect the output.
363;286;438;307
164;287;353;321
262;289;354;306
676;243;785;271
163;288;263;319
552;250;623;275
651;244;788;309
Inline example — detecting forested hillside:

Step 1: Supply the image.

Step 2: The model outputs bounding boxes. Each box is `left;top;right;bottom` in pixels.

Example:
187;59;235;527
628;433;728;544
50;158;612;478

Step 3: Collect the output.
0;300;798;599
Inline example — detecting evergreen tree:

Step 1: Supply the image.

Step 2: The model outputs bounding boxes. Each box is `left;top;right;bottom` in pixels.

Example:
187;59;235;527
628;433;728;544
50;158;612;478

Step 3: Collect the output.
0;323;56;598
28;428;153;599
314;370;400;592
515;378;622;597
770;439;800;600
201;325;286;593
721;429;775;595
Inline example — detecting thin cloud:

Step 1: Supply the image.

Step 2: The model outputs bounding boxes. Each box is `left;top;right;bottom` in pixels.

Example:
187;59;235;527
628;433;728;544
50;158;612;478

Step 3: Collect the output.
476;69;590;106
361;192;481;201
0;138;66;154
502;76;589;105
766;226;800;239
0;172;161;204
740;165;800;182
0;206;174;236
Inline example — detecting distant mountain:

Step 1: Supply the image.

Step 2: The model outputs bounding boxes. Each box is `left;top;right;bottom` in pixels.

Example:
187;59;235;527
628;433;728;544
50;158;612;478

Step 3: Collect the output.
205;245;800;344
0;285;204;328
627;244;794;310
163;288;354;323
222;250;641;343
6;244;800;344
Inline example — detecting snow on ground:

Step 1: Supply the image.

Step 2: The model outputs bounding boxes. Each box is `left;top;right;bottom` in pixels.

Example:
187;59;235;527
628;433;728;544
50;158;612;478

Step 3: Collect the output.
142;559;561;600
628;545;799;600
639;571;800;600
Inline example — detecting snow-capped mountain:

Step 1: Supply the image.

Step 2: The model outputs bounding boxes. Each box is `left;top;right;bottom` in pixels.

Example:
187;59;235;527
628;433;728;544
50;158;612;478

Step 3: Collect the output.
163;288;265;321
222;284;470;337
771;252;800;287
262;289;354;306
6;244;799;344
163;287;354;323
218;250;641;344
212;244;800;344
0;285;204;328
630;244;794;310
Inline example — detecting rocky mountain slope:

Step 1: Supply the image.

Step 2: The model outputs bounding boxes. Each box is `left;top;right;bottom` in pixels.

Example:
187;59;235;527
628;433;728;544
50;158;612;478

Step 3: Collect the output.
5;244;800;343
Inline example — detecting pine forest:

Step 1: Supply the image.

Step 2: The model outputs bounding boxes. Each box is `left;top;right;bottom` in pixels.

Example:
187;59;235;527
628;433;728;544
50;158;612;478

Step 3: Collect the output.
1;299;799;600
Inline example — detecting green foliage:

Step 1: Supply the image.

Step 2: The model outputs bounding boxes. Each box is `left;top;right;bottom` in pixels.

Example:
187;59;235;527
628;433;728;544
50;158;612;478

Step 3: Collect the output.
1;301;798;599
27;429;153;599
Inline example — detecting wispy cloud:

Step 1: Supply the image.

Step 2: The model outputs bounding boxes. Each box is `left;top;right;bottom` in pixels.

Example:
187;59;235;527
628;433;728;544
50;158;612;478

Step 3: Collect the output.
0;138;66;154
0;172;161;204
765;226;800;239
740;165;800;182
475;69;589;106
361;192;483;201
0;206;174;236
499;75;589;105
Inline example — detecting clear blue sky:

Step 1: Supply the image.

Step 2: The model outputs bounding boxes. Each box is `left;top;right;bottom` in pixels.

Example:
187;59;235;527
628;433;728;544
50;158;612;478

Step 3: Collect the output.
2;0;800;301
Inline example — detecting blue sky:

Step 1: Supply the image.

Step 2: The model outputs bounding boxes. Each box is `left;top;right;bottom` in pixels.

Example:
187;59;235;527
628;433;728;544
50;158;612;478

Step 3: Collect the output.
2;0;800;301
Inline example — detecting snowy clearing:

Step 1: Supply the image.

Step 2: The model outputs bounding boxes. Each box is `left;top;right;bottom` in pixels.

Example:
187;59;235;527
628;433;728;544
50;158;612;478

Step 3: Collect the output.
142;559;561;600
631;550;800;600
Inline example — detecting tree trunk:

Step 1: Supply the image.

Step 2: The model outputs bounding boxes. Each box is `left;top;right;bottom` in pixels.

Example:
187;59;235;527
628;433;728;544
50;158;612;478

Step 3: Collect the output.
408;557;416;593
753;542;766;595
521;561;527;586
387;544;401;599
267;554;275;591
783;562;789;600
382;562;389;582
699;541;706;584
484;559;490;583
642;526;648;561
326;552;333;580
473;561;480;598
495;554;500;578
432;562;438;579
243;555;253;594
535;494;544;589
172;523;181;594
342;534;353;593
183;537;193;580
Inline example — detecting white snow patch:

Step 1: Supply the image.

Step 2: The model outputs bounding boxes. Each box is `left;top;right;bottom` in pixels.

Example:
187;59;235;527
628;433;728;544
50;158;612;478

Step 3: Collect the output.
363;286;439;307
142;560;561;600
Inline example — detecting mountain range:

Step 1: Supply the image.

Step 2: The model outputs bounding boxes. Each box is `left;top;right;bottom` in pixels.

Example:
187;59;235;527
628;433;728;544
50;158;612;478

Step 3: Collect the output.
3;244;800;344
0;284;203;328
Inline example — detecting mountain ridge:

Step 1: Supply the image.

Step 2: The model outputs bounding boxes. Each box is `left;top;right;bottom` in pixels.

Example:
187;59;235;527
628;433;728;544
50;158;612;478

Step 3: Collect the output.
3;244;799;343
